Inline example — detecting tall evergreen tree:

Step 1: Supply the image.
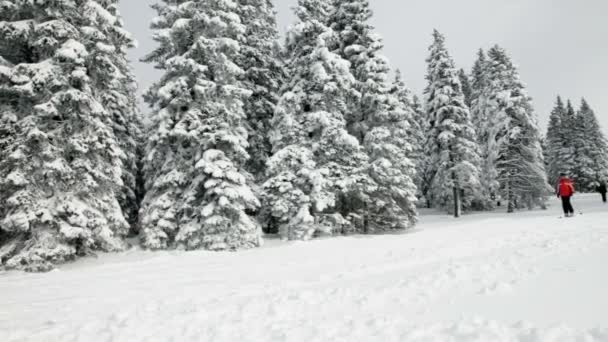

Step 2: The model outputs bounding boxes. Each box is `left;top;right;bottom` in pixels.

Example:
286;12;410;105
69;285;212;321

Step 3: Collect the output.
476;46;550;212
0;0;130;270
545;96;568;185
470;49;487;129
573;99;608;190
458;68;473;108
391;72;426;203
328;0;376;142
329;0;418;229
391;72;424;179
86;0;144;231
263;0;371;239
423;30;483;215
471;50;487;94
237;0;284;181
560;100;579;180
411;94;432;206
362;62;418;230
140;0;262;250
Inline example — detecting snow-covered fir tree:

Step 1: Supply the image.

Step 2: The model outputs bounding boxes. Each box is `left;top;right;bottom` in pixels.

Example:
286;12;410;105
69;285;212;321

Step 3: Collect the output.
558;100;580;181
391;71;426;204
411;94;433;207
544;96;571;185
390;71;424;174
237;0;284;181
328;0;376;141
263;0;372;239
470;49;487;94
85;0;144;231
476;46;550;212
573;99;608;190
469;49;487;129
361;60;418;230
140;0;262;250
467;49;496;207
0;0;131;271
329;0;418;229
458;68;473;108
423;30;483;214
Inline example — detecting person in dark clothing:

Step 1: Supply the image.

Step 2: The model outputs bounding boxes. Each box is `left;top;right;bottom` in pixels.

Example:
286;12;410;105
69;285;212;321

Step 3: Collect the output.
557;174;575;217
598;182;607;203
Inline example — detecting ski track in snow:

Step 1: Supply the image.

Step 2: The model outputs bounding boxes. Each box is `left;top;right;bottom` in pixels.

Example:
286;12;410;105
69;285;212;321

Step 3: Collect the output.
1;195;608;341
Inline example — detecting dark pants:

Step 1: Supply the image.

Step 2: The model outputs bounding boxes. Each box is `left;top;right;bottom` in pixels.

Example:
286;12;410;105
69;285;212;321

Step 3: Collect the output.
601;192;607;203
561;196;574;215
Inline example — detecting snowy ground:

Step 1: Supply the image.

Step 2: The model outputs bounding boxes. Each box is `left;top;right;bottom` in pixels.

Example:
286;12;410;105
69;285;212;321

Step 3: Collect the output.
1;194;608;341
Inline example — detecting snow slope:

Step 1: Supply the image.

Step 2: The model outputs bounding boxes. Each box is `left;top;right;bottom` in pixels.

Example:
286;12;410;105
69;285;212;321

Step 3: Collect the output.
1;194;608;341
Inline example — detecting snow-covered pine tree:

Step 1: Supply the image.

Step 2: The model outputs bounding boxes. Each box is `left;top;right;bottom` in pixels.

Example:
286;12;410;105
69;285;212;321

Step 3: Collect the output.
458;68;473;108
361;60;418;230
559;99;580;182
236;0;284;182
390;72;423;172
423;30;483;215
328;0;376;142
573;99;608;190
329;0;418;230
479;46;550;212
0;0;130;271
263;0;371;239
471;49;487;94
469;49;487;129
391;71;426;204
467;49;498;208
140;0;262;250
411;94;433;207
544;96;568;185
84;0;144;231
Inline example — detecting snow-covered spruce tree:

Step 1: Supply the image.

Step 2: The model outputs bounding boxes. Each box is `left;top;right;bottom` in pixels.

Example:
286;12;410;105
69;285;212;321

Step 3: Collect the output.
411;94;433;207
464;51;503;209
391;71;426;204
0;0;129;271
328;0;418;230
140;0;262;250
544;96;569;185
458;68;473;108
478;46;550;212
236;0;284;182
263;0;372;239
328;0;376;141
469;49;487;130
423;30;483;215
84;0;144;231
559;99;580;182
364;77;419;229
470;50;487;94
390;71;424;170
573;99;608;190
468;49;498;209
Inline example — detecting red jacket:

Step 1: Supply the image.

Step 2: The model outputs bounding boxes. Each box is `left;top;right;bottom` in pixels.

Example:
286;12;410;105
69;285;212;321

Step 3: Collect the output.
557;178;575;197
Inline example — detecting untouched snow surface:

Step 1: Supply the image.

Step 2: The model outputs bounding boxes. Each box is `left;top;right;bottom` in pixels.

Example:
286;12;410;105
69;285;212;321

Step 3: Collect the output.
2;194;608;341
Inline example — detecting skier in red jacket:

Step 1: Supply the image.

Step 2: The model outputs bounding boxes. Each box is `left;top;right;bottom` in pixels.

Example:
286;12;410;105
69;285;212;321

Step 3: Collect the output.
556;174;575;217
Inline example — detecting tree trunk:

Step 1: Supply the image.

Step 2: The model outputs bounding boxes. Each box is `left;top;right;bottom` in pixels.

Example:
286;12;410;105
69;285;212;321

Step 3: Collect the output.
507;178;515;213
453;187;461;218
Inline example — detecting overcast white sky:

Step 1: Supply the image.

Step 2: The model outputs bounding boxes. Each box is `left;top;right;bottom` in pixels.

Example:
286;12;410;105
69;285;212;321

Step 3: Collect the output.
119;0;608;134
